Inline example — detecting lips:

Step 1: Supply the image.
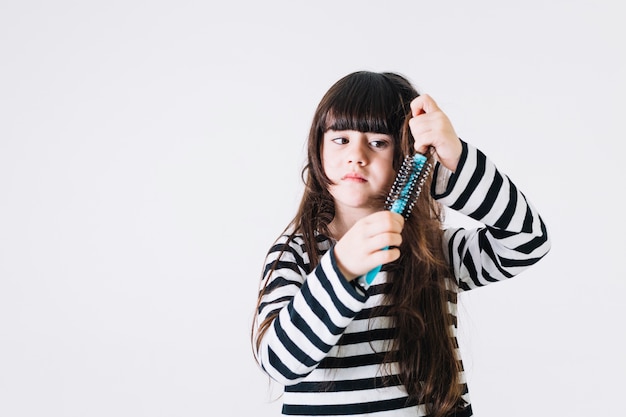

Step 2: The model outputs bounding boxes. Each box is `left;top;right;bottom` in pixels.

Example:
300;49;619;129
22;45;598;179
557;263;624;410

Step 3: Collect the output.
342;172;367;182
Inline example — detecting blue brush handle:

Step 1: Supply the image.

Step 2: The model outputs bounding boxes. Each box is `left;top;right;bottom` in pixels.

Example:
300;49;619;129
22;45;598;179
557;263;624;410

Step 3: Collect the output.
358;246;388;289
356;153;428;290
362;254;385;284
357;198;404;289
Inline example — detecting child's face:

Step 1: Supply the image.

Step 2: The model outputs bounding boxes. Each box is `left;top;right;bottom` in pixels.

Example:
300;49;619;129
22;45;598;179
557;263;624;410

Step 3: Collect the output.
322;129;396;216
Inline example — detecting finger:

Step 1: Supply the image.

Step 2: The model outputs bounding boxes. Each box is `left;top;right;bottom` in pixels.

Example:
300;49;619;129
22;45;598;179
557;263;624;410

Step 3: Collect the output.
365;232;403;254
364;211;405;234
389;212;405;232
379;211;405;231
410;94;440;117
372;247;401;266
408;117;433;155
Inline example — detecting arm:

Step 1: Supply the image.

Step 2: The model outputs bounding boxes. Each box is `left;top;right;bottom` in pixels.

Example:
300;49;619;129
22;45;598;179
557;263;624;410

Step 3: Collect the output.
408;94;550;290
253;235;368;385
434;141;551;290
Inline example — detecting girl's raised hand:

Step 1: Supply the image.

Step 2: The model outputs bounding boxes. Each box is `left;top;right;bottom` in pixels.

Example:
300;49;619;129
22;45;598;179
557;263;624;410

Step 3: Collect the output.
333;211;404;281
409;94;463;172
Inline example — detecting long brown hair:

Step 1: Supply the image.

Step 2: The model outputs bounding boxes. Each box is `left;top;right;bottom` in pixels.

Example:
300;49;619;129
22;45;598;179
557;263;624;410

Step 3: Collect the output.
253;71;464;416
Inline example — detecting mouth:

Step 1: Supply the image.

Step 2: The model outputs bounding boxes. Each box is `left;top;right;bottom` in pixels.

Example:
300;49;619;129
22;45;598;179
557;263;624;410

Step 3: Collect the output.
342;172;367;182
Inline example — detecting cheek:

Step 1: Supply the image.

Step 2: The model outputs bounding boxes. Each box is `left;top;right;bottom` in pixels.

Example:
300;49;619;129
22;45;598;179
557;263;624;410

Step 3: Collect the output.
385;169;396;187
320;148;330;170
321;153;339;175
381;163;397;188
376;153;395;174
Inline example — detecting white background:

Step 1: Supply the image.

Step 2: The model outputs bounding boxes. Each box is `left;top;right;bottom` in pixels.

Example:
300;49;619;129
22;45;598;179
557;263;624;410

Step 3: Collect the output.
1;1;623;416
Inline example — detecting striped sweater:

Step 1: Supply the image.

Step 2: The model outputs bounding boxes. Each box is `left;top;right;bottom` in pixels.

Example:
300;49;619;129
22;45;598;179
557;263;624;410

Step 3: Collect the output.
254;141;551;416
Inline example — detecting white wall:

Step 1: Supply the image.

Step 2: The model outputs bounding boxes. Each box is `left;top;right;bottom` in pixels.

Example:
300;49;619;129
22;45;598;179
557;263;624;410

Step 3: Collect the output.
1;1;623;416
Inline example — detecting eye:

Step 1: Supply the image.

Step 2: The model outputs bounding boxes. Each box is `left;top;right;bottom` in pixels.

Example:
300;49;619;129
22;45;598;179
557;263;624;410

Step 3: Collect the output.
331;137;349;145
370;139;390;149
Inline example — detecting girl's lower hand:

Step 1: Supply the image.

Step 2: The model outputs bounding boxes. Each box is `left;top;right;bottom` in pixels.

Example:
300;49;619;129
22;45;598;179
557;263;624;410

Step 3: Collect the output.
333;211;404;281
409;94;463;173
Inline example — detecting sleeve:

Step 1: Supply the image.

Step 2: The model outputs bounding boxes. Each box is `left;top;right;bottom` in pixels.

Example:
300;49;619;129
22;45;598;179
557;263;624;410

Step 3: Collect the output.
253;235;368;385
432;140;551;291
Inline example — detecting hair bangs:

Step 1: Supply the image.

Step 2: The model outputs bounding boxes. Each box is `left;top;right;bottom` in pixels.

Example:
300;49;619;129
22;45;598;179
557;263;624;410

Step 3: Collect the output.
321;72;406;135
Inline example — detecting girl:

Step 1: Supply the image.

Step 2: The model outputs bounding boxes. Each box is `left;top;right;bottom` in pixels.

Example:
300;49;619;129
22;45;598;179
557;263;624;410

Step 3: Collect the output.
251;71;551;417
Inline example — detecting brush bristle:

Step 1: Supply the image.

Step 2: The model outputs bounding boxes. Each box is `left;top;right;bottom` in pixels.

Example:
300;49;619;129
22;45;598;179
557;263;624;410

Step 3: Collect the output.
384;153;432;218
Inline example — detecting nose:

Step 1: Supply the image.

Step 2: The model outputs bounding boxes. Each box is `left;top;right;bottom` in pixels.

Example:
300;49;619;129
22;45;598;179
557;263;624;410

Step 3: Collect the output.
348;142;368;166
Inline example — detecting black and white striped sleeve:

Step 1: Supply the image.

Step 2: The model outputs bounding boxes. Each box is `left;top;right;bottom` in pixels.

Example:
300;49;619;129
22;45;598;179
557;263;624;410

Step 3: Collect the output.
433;140;551;291
254;235;368;385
